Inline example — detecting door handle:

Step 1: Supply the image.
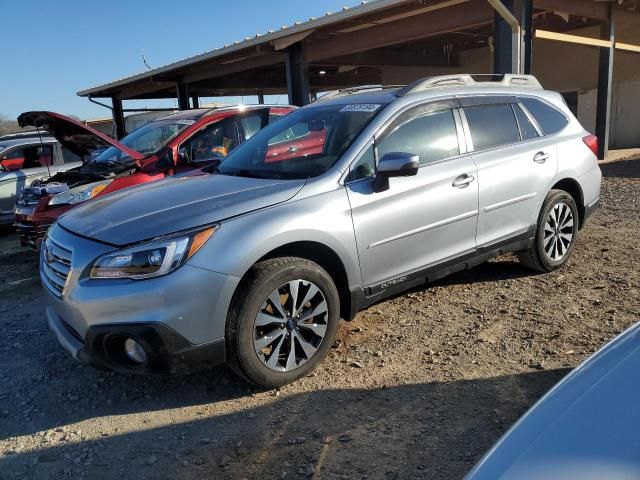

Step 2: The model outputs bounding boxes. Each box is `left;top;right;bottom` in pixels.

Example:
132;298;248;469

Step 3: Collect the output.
452;174;475;188
533;151;549;163
287;146;299;153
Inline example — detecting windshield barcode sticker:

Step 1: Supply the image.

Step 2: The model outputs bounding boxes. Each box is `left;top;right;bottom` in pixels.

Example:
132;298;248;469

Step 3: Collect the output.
340;104;381;113
176;119;196;125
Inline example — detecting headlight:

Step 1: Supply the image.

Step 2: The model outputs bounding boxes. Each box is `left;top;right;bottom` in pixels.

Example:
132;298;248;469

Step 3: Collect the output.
90;226;218;280
48;180;112;206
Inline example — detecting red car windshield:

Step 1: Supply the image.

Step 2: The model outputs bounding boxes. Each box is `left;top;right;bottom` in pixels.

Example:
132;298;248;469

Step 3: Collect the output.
92;118;196;164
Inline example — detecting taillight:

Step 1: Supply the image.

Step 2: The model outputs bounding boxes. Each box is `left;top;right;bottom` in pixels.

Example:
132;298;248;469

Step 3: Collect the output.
582;134;599;157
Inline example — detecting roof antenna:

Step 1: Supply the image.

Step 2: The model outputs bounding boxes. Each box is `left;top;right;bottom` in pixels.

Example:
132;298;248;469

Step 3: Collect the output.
35;125;52;179
141;48;152;70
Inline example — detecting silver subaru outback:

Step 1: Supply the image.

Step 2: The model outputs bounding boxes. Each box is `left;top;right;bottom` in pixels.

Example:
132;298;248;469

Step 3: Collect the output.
41;74;601;387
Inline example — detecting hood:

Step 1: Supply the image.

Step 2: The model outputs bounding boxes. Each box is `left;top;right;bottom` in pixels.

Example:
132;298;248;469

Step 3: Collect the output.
466;321;640;480
57;173;305;245
17;111;144;161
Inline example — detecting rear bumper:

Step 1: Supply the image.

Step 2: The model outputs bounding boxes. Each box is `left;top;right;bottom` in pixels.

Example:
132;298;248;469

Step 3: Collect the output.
46;307;226;373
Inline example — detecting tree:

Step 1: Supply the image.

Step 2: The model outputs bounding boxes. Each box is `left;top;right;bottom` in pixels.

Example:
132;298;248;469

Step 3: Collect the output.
0;114;22;137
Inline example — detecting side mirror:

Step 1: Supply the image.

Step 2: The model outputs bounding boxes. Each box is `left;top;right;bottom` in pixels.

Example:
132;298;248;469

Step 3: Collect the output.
373;152;419;192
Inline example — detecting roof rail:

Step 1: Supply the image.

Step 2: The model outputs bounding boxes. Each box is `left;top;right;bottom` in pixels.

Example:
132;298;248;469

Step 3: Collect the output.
396;74;542;97
314;84;404;103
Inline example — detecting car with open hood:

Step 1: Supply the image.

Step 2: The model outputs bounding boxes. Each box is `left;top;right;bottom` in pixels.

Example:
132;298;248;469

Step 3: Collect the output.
15;105;295;248
41;74;601;388
0;134;82;225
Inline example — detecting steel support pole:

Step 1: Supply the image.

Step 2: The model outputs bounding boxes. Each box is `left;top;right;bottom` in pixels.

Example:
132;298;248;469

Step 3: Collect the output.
521;0;533;74
176;81;190;110
191;95;199;109
596;5;615;160
111;97;126;140
490;0;528;75
285;42;310;106
257;91;265;104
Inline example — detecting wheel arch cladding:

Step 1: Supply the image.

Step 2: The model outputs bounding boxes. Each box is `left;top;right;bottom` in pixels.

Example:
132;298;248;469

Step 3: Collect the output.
239;241;354;322
552;178;584;228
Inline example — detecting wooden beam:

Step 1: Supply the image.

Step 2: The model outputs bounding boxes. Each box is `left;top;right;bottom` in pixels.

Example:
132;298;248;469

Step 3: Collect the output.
533;0;608;21
181;52;285;84
616;41;640;53
316;50;460;68
305;0;493;62
115;80;176;100
535;29;612;49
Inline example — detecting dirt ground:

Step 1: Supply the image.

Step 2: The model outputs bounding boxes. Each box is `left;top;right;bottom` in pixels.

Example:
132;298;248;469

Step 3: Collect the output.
0;155;639;480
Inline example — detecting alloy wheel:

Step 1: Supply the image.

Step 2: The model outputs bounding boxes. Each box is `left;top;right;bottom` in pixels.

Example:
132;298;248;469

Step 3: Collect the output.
253;279;328;372
543;202;575;261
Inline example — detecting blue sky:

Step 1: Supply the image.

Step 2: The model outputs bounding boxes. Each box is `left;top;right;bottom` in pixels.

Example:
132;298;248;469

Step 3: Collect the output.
0;0;357;120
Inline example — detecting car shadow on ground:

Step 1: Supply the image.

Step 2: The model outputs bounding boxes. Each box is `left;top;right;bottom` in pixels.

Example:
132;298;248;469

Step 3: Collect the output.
601;156;640;179
1;369;569;479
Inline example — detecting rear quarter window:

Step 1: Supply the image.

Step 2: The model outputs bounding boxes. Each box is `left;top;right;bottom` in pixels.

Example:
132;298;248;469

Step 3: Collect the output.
521;98;568;135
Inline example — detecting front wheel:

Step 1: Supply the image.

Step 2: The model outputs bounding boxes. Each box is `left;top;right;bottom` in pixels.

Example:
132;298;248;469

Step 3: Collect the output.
226;257;340;388
518;189;579;272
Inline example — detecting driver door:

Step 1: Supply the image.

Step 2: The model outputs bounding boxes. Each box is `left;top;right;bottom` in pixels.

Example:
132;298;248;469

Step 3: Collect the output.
346;103;479;288
178;117;240;169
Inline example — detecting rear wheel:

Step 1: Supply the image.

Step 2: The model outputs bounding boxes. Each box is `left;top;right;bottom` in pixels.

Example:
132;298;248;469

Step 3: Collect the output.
518;189;579;272
226;257;340;388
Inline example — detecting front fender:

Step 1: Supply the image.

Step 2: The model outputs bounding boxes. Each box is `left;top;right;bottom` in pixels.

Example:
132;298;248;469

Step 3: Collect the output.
188;187;362;289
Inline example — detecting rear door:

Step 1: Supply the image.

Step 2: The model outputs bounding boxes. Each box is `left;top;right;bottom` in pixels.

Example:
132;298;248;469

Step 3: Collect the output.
346;100;479;288
461;97;558;247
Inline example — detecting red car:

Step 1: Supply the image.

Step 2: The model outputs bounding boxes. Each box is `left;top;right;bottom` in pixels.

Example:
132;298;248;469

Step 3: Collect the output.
14;105;295;249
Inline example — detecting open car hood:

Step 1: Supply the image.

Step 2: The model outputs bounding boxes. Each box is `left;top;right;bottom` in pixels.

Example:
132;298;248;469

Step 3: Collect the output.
17;111;144;161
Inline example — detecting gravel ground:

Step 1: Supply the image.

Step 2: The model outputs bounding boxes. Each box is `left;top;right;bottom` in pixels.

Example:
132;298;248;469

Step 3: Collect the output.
0;155;639;480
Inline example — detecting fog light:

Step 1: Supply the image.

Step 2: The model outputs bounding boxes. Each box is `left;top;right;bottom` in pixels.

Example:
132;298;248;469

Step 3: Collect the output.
124;338;147;364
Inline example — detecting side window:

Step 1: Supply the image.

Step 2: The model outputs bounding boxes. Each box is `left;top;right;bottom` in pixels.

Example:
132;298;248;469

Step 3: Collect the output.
34;146;53;167
0;148;26;171
377;108;460;166
239;115;264;140
61;146;82;164
521;98;568;135
513;104;540;141
181;119;238;163
347;144;375;182
464;104;520;151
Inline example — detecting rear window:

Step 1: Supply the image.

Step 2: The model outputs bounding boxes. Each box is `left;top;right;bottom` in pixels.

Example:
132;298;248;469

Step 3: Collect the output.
521;98;568;135
464;104;520;151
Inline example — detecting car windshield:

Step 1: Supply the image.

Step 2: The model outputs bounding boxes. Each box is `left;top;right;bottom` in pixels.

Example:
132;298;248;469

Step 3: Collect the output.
92;118;196;164
217;103;385;179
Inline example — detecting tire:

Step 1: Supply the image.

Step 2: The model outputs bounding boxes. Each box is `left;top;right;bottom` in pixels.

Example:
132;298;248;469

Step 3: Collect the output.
518;189;579;272
226;257;340;388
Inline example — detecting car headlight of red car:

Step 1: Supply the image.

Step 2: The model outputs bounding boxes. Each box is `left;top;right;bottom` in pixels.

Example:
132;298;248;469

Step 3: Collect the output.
48;180;112;206
90;226;218;280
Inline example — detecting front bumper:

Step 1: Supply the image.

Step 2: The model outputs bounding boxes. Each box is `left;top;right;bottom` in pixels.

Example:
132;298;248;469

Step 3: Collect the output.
15;204;56;250
41;223;241;373
47;307;225;373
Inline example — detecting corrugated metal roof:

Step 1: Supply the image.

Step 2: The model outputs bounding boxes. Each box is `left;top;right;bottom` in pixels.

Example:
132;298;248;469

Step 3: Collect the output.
77;0;411;97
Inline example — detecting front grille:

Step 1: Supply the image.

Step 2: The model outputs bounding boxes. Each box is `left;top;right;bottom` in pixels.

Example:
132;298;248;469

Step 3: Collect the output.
42;236;72;296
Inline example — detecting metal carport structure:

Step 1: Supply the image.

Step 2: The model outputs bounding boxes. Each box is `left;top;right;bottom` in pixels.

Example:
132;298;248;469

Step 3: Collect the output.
77;0;639;158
